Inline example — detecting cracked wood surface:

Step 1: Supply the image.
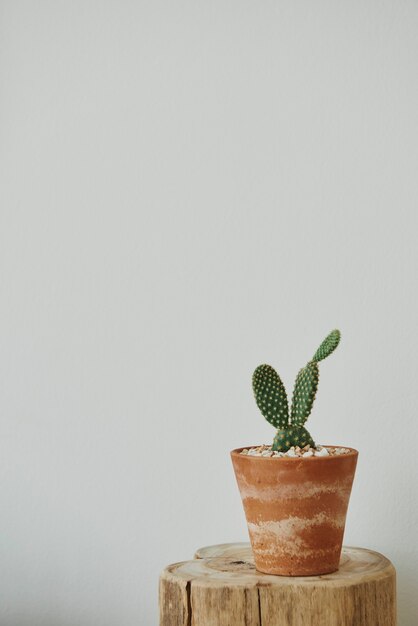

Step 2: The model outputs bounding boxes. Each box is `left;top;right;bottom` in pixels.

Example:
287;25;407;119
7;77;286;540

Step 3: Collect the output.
159;543;396;626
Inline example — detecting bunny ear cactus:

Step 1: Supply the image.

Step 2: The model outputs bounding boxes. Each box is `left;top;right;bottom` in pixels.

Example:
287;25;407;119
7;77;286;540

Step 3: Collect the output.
312;329;341;363
253;330;341;452
252;365;289;429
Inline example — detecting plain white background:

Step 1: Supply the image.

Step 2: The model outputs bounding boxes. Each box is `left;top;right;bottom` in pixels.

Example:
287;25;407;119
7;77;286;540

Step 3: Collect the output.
1;1;417;624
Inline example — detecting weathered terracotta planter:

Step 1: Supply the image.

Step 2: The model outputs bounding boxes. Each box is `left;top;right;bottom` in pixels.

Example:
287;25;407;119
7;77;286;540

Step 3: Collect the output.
231;446;358;576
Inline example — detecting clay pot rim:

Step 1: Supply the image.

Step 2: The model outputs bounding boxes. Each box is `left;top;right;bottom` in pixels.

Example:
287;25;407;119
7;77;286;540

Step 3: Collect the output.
231;445;358;461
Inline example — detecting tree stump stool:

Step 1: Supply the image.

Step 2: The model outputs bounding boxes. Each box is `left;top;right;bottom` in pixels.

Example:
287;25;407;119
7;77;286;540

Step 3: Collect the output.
159;542;396;626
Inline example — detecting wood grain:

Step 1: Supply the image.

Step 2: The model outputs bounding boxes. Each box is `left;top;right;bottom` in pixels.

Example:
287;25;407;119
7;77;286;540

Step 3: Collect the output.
159;543;396;626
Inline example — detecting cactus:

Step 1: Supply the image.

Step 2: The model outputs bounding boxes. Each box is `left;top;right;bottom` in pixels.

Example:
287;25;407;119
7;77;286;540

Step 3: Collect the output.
252;330;341;452
312;329;340;363
290;360;319;427
253;364;289;429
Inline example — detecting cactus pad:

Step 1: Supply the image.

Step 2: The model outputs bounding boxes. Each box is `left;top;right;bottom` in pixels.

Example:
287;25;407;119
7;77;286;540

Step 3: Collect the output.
252;364;289;429
313;329;341;363
290;361;319;426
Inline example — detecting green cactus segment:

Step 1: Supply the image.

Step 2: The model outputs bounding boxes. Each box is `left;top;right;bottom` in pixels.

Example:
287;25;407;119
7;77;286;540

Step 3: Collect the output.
252;364;289;429
252;329;341;451
290;361;319;426
312;329;341;363
272;426;315;452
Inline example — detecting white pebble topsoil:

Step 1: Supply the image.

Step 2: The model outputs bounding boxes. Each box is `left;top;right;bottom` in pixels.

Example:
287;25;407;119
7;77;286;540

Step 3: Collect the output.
240;445;352;458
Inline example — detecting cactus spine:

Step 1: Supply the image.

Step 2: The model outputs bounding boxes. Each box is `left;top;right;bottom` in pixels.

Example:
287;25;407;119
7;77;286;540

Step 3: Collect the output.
252;330;341;452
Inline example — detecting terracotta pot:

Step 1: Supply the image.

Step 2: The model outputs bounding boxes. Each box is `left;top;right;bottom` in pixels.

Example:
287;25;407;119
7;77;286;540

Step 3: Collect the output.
231;446;358;576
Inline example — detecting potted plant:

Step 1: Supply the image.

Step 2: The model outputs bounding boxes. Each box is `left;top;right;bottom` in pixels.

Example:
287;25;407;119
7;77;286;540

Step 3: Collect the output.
231;330;358;576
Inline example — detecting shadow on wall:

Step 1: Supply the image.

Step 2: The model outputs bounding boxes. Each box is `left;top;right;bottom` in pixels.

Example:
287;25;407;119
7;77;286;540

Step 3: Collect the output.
2;612;121;626
398;556;418;626
392;459;418;626
3;618;68;626
3;617;103;626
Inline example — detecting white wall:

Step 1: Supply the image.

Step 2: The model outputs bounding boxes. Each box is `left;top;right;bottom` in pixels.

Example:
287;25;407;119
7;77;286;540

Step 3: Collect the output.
1;1;417;624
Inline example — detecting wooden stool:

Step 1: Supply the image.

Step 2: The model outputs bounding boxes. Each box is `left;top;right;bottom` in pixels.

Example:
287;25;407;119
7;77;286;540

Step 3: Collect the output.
159;542;396;626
